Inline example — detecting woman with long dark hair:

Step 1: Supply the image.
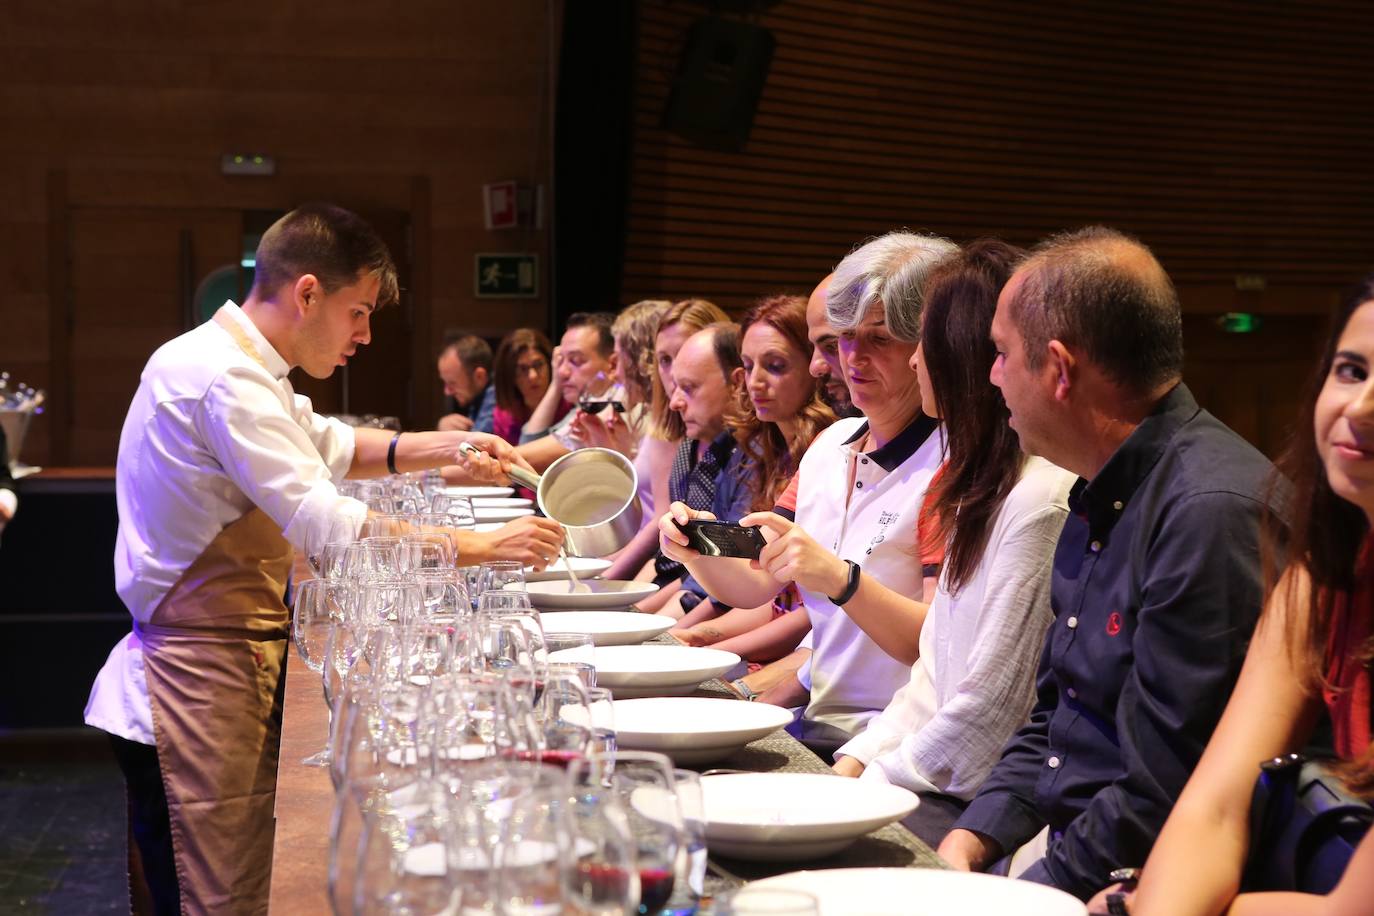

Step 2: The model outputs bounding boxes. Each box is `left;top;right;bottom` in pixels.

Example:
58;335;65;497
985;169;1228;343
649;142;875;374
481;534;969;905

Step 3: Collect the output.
489;328;560;445
1119;274;1374;915
829;239;1076;847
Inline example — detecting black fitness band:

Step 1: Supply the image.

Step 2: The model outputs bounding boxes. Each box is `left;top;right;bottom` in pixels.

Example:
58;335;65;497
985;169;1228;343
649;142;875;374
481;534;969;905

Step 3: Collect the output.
386;432;402;475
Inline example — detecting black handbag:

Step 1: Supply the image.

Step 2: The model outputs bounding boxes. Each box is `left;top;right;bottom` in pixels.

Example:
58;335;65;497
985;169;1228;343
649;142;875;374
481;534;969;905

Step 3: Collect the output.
1242;752;1373;894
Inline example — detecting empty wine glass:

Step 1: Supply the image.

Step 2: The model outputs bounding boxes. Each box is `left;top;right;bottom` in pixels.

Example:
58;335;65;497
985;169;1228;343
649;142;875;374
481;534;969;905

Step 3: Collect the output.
354;779;459;915
292;579;336;766
308;514;359;576
586;687;617;757
478;559;526;597
667;769;707;916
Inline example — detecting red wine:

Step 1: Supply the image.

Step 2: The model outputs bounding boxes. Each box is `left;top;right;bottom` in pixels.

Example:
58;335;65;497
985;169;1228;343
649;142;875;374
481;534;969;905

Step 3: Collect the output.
575;864;675;913
509;749;585;769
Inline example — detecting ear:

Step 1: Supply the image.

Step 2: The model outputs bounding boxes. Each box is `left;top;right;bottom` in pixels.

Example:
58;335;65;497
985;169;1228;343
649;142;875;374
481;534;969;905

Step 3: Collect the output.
605;348;618;374
1046;340;1076;402
473;366;489;388
730;365;746;389
292;274;321;317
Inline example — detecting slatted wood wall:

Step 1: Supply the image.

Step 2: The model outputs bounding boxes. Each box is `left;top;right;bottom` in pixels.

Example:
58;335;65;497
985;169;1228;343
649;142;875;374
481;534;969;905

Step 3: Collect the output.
0;0;556;466
622;0;1374;454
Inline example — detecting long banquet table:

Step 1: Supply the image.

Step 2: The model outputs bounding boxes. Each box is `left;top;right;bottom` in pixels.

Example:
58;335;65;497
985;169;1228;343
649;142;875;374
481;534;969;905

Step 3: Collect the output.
267;648;945;913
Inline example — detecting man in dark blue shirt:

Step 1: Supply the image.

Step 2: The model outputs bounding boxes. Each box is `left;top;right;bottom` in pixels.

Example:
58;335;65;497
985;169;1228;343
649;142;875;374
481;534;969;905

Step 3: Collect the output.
938;227;1284;900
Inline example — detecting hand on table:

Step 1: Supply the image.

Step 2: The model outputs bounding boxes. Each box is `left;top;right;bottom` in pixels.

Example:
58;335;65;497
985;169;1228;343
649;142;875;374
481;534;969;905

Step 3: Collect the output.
741;511;850;598
937;828;1002;873
832;755;866;778
479;515;565;570
437;413;474;432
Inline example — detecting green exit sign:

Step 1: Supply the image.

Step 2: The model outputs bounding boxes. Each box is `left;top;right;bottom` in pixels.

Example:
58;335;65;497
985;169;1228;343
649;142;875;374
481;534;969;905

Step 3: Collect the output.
475;253;538;299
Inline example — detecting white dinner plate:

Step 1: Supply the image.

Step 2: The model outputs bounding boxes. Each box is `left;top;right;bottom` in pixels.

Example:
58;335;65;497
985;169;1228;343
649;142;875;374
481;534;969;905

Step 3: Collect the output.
473;506;535;522
469;497;534;508
591;645;739;698
701;773;918;861
747;868;1087;915
611;697;793;764
523;557;613;583
520;579;660;611
539;611;673;646
442;485;514;498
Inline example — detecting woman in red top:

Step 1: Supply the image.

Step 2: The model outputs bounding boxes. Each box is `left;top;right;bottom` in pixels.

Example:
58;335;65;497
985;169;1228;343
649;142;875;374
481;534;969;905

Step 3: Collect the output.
1119;274;1374;915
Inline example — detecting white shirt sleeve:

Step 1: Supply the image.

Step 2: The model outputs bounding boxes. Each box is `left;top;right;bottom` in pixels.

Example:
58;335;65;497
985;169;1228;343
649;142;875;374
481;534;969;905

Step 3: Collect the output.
196;366;367;559
291;390;357;483
838;657;936;768
867;502;1066;799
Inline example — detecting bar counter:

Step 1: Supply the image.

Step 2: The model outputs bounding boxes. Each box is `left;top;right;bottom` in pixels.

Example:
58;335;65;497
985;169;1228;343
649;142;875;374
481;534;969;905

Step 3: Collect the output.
267;654;945;912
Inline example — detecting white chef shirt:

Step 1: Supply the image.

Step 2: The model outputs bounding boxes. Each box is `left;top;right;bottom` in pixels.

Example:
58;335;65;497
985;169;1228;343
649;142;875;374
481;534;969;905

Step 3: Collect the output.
842;457;1075;799
787;414;945;737
85;302;368;745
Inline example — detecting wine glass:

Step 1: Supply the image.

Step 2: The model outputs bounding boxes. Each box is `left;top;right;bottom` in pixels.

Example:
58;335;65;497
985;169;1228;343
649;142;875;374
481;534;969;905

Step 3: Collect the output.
667;769;707;916
293;579;338;766
605;752;684;915
538;669;592;769
585;687;617;757
478;559;527;597
308;514;359;576
400;533;453;572
494;769;577;915
545;631;597;669
354;779;459;916
564;761;640;916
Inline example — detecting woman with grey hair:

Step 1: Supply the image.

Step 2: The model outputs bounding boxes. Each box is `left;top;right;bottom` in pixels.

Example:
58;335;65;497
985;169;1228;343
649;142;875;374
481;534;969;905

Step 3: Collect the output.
658;230;957;759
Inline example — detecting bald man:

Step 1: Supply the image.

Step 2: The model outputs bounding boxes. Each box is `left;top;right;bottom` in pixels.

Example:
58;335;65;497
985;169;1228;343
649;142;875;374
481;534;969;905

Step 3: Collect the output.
806;274;857;416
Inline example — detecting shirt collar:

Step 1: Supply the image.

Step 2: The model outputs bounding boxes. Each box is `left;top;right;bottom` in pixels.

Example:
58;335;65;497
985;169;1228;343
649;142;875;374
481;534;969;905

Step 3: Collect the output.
218;301;291;381
690;428;737;471
1074;382;1201;532
841;412;941;472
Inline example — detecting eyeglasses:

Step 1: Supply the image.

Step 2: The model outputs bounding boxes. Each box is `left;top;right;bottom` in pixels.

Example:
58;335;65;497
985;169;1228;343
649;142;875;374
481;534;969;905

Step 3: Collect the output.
577;399;626;414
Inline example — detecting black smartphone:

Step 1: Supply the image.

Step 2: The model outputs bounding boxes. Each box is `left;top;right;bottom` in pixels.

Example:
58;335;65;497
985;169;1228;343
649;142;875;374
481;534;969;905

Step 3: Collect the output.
676;519;768;560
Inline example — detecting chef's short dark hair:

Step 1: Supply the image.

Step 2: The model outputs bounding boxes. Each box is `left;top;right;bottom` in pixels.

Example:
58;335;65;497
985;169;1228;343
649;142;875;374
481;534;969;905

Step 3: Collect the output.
565;312;616;357
252;203;399;308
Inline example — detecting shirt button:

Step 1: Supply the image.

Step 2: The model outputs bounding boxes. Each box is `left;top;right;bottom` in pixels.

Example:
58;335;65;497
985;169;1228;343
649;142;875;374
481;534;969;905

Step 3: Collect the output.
855;481;863;489
1112;500;1124;511
1090;540;1102;553
1047;755;1061;769
1067;687;1078;699
1066;616;1078;629
861;458;869;465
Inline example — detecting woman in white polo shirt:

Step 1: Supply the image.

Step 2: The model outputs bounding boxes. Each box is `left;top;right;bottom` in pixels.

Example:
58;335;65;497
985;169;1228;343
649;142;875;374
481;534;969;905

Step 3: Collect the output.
831;240;1075;846
660;231;957;758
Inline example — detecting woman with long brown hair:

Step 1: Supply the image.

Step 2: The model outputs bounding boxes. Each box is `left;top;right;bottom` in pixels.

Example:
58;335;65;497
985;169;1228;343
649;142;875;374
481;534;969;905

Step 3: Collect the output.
1120;274;1374;915
489;328;561;445
670;294;836;652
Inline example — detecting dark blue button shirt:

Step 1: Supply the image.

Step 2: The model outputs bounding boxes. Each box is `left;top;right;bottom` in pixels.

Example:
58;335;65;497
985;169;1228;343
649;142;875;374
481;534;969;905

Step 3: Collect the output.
955;383;1287;900
682;441;754;602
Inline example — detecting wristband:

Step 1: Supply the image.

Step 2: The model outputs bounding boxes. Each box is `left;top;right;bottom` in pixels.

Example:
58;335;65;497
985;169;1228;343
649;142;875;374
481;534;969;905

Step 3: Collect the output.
730;678;759;701
830;559;862;606
386;432;402;475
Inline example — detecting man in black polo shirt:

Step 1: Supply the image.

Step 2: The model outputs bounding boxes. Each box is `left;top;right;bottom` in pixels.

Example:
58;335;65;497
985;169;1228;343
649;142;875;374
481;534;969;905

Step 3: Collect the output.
938;227;1284;900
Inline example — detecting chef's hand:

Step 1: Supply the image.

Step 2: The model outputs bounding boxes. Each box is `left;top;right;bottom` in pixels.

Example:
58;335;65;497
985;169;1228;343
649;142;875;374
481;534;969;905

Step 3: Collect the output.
480;516;565;570
454;432;536;484
438;413;474;432
658;501;716;564
741;512;849;597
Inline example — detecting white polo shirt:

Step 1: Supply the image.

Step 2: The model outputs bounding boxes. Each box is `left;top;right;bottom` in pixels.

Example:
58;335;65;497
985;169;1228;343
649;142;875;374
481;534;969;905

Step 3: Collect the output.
782;414;945;736
84;302;369;745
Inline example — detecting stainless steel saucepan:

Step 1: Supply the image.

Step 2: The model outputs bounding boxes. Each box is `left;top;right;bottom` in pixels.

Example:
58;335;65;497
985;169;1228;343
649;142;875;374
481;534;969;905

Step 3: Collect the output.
459;444;642;557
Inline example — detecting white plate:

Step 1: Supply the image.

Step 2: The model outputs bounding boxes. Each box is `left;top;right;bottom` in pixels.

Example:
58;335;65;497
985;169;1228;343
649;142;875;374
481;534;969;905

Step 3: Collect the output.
442;485;514;498
523;557;613;583
591;645;739;698
747;868;1087;915
474;506;535;522
470;497;535;508
540;611;674;646
701;773;918;861
612;697;793;764
521;579;660;611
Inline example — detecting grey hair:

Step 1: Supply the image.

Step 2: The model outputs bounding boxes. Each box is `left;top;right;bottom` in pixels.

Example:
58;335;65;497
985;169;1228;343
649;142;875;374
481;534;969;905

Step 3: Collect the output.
827;231;960;341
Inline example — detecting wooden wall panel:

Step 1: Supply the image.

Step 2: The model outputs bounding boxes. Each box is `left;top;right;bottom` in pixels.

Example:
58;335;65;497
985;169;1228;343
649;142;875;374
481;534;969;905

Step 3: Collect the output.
622;0;1374;454
0;0;556;466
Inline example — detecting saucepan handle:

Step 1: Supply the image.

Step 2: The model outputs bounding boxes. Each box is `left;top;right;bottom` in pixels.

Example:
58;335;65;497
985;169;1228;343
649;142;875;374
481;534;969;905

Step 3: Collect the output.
457;442;543;491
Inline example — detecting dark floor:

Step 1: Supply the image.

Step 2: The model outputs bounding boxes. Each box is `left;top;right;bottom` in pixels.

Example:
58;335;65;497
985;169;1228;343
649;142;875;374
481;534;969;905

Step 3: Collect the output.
0;729;127;914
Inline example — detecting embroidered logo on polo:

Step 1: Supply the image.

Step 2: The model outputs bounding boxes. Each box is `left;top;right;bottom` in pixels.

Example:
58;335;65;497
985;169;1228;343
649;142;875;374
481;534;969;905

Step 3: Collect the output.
1106;612;1123;636
867;510;900;555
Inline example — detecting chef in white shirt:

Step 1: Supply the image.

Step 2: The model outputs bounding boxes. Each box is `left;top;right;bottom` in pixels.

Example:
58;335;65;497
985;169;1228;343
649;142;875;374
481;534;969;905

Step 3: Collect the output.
84;203;562;915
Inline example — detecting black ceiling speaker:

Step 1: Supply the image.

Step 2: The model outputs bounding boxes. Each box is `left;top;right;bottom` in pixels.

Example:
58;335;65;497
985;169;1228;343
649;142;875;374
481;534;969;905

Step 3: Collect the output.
663;17;776;152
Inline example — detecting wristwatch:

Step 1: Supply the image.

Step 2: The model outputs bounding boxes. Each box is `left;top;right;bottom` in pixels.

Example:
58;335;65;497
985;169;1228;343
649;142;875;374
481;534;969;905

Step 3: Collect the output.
829;559;862;606
729;678;760;701
1105;867;1140;916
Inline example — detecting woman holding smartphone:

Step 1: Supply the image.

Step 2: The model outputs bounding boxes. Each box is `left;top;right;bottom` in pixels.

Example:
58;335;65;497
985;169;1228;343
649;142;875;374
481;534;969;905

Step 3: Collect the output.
1105;275;1374;916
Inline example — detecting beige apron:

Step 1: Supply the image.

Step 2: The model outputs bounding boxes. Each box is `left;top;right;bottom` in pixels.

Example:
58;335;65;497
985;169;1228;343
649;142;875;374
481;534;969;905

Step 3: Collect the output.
140;309;294;914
